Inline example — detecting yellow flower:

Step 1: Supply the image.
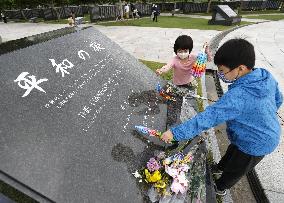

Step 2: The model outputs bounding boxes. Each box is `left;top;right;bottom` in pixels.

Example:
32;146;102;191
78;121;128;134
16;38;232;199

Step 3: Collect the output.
182;154;193;164
154;180;167;189
144;169;162;183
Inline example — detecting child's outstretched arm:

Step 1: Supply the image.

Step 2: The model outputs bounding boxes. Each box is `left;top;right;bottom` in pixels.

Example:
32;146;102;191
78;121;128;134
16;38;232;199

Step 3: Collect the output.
161;88;244;142
156;58;175;76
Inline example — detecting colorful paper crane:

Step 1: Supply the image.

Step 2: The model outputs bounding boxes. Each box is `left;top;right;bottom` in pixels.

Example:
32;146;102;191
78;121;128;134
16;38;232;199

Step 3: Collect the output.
135;125;163;139
191;45;208;78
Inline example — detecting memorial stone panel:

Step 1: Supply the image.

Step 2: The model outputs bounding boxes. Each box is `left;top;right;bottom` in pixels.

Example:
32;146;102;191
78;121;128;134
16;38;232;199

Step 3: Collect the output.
90;6;101;22
82;6;90;15
208;5;241;26
0;27;167;203
64;7;72;19
68;6;83;17
43;8;57;20
3;10;22;19
56;7;66;19
22;9;33;19
135;3;151;16
32;9;44;18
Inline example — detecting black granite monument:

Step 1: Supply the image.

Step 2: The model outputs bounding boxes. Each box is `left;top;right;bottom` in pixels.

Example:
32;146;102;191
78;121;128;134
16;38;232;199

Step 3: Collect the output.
208;5;241;26
0;27;167;202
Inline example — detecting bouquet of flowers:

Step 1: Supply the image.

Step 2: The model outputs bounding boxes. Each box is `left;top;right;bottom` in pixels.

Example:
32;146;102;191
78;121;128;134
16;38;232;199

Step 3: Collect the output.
134;125;206;202
133;149;198;202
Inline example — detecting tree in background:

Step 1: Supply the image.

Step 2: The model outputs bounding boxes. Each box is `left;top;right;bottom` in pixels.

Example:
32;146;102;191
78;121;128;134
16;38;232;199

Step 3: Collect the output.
0;0;16;10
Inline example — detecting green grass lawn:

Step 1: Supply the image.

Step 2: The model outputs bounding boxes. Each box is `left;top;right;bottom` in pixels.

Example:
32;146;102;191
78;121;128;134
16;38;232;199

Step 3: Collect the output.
244;14;284;21
139;59;172;81
188;12;212;16
98;16;251;31
83;14;90;22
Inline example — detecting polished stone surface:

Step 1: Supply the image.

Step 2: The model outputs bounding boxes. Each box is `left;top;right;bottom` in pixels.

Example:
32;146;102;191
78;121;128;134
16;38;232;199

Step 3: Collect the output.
0;27;167;203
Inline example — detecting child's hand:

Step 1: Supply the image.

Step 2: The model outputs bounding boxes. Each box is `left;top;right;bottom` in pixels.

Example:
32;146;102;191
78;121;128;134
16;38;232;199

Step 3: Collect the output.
161;130;174;143
156;69;163;76
204;42;211;52
203;42;209;49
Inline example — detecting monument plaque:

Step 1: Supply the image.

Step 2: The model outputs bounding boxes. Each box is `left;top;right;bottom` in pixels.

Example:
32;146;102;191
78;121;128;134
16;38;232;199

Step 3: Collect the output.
208;5;241;26
0;27;167;202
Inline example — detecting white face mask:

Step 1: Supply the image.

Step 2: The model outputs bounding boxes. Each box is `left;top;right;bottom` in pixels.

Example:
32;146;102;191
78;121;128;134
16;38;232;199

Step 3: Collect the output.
177;51;189;59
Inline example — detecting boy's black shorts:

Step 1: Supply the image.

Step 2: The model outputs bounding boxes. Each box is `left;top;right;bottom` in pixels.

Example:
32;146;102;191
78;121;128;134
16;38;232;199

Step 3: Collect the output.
216;144;264;190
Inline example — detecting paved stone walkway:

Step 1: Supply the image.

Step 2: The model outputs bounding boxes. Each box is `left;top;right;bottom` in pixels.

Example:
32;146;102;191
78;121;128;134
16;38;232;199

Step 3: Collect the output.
93;25;220;63
0;22;67;42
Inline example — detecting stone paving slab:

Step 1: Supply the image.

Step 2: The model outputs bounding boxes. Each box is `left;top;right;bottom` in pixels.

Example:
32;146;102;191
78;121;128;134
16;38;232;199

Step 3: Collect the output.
0;22;68;42
93;25;220;63
265;190;284;202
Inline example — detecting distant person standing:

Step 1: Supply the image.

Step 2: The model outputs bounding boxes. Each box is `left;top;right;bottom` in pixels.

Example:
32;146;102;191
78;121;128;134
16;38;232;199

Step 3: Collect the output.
124;3;130;19
133;8;140;19
151;4;155;19
1;12;7;23
130;3;135;19
152;4;159;22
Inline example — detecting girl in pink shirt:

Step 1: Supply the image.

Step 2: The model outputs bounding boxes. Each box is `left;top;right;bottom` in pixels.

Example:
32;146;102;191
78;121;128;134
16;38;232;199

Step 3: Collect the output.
156;35;212;86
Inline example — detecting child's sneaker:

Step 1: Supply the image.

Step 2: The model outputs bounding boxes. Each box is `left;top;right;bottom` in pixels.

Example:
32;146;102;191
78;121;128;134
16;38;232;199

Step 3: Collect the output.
214;184;227;196
211;164;223;176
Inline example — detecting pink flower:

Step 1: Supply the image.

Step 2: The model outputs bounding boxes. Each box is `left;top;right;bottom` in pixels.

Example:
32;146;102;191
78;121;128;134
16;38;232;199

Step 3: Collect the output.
178;164;190;173
171;179;188;194
165;165;179;178
170;174;189;194
147;158;161;172
176;174;188;187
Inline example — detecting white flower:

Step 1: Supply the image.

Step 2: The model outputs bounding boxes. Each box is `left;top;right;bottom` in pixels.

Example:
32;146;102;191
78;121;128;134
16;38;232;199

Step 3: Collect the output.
132;170;142;179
